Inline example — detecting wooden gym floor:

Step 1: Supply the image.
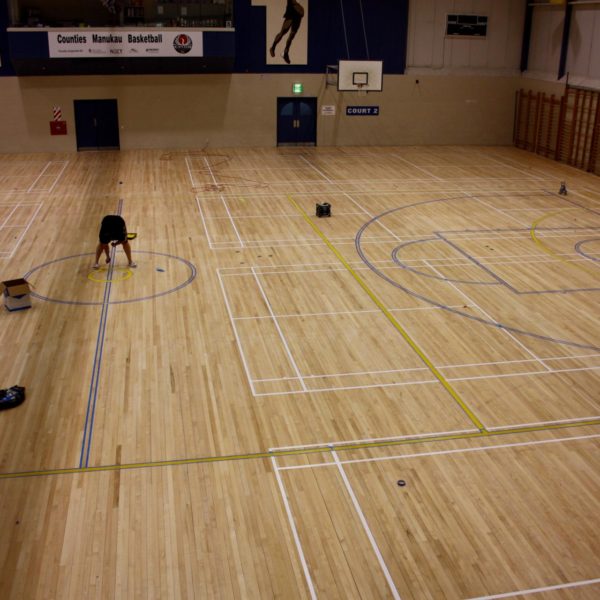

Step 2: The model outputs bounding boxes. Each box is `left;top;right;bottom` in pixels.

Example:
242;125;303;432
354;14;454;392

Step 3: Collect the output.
0;145;599;599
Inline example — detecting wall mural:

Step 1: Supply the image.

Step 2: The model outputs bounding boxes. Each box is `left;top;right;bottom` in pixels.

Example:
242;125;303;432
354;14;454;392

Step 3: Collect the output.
252;0;308;66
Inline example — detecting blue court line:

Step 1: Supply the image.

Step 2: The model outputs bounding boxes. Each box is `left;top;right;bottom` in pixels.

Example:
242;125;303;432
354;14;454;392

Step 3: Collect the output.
78;201;122;468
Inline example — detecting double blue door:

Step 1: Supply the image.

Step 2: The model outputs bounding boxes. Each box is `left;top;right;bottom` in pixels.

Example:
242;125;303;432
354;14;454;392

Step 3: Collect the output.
74;99;120;151
277;97;317;146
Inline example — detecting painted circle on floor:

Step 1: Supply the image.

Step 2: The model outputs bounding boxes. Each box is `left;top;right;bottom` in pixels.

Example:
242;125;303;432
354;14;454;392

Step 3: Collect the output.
24;250;196;306
355;197;600;352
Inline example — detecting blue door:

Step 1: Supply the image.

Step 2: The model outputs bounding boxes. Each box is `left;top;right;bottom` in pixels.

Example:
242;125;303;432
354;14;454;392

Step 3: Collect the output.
277;97;317;146
74;99;120;151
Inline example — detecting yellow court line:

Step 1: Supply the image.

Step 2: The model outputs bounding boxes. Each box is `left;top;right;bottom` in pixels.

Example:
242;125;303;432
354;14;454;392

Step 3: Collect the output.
286;194;487;432
530;209;595;275
1;419;599;481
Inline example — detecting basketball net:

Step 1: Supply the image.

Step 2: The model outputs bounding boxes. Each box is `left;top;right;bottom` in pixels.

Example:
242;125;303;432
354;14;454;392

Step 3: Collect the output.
357;84;367;98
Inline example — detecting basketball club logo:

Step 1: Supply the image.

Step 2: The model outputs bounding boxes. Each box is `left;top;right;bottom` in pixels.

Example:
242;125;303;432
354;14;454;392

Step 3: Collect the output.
173;34;192;54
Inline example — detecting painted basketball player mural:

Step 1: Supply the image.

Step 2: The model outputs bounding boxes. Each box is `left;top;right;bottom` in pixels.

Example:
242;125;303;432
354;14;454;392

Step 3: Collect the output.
269;0;305;64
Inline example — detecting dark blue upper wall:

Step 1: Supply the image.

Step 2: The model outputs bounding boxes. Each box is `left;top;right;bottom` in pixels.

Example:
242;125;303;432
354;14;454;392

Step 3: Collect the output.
234;0;408;74
0;0;407;76
0;0;15;75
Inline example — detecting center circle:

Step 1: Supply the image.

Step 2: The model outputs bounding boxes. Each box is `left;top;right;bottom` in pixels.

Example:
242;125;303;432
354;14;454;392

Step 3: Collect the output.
24;250;196;306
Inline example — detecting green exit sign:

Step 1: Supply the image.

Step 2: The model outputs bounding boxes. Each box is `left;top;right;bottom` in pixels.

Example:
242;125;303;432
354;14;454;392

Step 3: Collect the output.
292;82;303;94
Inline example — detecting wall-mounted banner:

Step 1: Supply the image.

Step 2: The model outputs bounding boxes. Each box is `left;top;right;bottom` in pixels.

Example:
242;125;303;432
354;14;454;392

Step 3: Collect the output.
252;0;308;66
48;30;204;58
346;106;380;116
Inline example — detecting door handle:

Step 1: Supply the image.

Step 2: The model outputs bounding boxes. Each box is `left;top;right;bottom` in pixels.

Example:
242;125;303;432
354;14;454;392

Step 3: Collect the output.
93;118;97;127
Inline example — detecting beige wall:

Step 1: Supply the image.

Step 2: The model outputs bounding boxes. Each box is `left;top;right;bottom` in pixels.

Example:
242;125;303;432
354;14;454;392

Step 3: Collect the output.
0;72;521;153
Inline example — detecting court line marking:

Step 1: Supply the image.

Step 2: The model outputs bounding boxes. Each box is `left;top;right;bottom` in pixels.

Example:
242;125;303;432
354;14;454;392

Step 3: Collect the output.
299;154;402;241
277;433;600;471
466;577;600;599
531;209;600;275
26;161;52;193
287;193;487;432
271;456;318;600
195;195;215;250
270;428;479;452
203;157;245;248
1;420;600;481
232;304;475;323
424;259;552;372
331;449;402;599
250;352;600;383
251;267;308;391
46;161;69;194
250;364;600;397
5;202;44;259
204;228;599;250
217;250;600;275
184;155;197;187
200;186;570;197
216;269;258;396
0;204;18;228
487;415;600;431
79;199;122;468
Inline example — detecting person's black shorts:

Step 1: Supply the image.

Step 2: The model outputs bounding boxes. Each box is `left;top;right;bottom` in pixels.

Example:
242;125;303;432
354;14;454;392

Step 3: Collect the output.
99;215;127;244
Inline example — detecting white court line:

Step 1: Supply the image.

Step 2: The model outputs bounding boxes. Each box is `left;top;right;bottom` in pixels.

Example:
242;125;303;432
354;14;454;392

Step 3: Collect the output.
216;270;257;395
466;577;600;599
205;210;366;220
271;456;318;600
195;196;215;250
0;204;18;228
488;415;600;431
447;364;600;383
203;157;244;248
278;433;600;471
331;450;402;599
7;202;43;259
251;364;600;398
26;161;52;193
46;161;69;193
469;194;531;228
269;428;479;452
217;251;596;275
205;228;599;251
480;153;547;181
255;364;430;383
232;304;474;322
251;267;307;392
254;377;439;397
391;154;444;180
253;352;600;384
184;155;197;187
425;260;552;372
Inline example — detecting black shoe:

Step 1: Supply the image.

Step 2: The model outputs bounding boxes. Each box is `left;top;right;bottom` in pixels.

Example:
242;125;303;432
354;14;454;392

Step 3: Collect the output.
283;51;290;64
269;46;275;57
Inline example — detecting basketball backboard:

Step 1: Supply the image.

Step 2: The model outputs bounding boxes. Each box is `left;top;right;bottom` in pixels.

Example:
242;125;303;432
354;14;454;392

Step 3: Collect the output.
337;60;383;92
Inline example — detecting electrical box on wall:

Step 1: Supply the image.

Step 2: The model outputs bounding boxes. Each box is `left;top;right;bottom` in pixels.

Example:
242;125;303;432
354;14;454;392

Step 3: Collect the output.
446;15;488;37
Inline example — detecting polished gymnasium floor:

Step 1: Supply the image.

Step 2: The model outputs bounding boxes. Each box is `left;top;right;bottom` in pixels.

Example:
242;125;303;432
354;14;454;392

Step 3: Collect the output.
0;145;599;598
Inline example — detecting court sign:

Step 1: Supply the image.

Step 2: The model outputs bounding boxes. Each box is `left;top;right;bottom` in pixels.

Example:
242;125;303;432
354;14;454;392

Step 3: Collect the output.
346;106;380;116
48;30;204;58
